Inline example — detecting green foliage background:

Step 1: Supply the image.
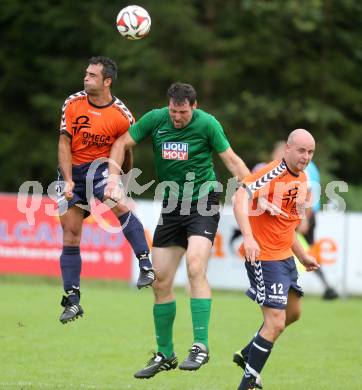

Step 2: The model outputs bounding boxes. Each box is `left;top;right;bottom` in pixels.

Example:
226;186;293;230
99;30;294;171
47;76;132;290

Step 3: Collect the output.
1;0;361;208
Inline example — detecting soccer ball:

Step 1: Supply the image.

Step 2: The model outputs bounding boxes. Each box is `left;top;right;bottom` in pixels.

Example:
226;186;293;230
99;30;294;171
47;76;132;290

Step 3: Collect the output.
116;5;151;40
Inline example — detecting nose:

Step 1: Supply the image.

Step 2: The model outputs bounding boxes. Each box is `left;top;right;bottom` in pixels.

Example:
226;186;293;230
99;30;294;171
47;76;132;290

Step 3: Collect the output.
301;151;308;159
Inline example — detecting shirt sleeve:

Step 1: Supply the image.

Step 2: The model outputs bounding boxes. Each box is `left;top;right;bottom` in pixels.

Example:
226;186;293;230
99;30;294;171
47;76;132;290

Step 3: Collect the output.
207;116;230;153
114;100;135;138
241;160;281;200
59;99;73;138
115;113;135;138
128;110;158;143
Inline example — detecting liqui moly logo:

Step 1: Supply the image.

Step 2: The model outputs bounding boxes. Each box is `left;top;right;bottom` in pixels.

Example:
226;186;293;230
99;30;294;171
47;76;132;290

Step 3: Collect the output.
162;142;189;160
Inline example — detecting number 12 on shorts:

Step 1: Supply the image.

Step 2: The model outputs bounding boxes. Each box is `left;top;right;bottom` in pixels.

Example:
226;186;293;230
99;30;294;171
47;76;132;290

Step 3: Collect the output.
271;283;284;295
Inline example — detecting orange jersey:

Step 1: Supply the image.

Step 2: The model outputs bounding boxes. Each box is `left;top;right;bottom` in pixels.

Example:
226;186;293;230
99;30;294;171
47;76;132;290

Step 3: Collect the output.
60;91;134;165
239;159;308;261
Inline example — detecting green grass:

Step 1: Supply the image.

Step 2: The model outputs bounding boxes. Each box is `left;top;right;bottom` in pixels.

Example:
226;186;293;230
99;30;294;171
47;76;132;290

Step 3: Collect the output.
0;276;361;389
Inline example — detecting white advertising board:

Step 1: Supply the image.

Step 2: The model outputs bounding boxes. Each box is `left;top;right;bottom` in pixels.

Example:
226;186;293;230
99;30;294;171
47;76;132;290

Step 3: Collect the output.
132;201;362;296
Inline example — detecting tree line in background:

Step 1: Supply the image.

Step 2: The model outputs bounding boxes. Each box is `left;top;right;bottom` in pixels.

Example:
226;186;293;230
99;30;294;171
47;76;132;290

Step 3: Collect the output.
1;0;361;209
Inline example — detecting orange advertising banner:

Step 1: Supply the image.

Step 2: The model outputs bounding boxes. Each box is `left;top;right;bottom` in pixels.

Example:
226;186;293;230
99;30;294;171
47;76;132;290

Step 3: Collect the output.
0;194;132;280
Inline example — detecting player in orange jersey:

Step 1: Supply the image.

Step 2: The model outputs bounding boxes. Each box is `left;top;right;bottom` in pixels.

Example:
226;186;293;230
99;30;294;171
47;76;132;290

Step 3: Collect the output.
57;56;154;324
232;129;320;390
271;141;338;300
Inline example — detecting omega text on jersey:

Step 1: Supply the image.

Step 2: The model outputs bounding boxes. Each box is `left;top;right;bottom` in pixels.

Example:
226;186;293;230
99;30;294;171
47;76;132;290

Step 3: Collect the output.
82;132;112;147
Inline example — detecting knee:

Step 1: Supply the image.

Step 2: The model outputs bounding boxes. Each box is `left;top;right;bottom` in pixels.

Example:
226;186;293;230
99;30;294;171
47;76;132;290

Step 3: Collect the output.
153;276;173;299
186;256;206;283
265;314;286;338
273;320;286;336
62;226;81;246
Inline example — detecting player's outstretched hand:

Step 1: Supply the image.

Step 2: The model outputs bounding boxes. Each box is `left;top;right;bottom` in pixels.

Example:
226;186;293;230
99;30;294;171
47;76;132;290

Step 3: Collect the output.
64;180;75;201
299;254;320;272
243;234;260;265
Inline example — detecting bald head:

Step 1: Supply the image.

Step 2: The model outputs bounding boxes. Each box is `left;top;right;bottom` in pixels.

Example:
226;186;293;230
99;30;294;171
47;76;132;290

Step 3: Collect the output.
284;129;315;174
287;129;315;147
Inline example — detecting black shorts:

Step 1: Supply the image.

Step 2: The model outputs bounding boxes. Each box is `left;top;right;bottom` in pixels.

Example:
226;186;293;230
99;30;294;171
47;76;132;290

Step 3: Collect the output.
153;192;220;249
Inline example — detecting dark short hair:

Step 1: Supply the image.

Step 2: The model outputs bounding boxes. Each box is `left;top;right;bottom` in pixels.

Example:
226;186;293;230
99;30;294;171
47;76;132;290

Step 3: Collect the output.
167;82;197;105
89;56;118;84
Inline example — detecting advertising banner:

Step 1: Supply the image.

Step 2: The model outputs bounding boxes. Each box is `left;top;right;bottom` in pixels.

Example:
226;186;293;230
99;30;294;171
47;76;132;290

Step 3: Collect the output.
132;201;362;296
1;195;361;295
0;194;132;280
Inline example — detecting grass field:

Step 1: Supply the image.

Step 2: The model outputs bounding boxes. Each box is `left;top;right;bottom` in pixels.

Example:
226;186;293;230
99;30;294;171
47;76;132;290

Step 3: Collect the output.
0;276;361;390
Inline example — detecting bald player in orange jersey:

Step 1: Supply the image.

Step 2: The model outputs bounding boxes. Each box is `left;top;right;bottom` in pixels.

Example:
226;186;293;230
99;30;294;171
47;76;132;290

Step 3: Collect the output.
232;129;320;390
56;56;155;324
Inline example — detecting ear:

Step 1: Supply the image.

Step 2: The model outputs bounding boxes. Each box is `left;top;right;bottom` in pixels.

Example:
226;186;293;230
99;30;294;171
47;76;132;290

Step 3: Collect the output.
192;100;197;109
104;78;112;88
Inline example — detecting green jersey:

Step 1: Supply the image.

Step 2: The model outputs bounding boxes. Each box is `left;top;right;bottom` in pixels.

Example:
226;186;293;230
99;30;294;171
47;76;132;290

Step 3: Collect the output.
129;107;230;201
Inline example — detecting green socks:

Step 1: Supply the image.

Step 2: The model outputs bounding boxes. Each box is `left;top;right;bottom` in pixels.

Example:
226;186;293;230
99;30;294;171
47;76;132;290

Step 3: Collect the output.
153;301;176;358
153;299;211;357
190;298;212;350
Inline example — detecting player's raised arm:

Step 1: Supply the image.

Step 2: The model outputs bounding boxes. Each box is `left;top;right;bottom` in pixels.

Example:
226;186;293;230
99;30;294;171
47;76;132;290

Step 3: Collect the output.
233;186;260;264
206;116;249;181
218;147;250;181
108;131;136;176
105;132;136;199
107;108;156;181
58;134;74;200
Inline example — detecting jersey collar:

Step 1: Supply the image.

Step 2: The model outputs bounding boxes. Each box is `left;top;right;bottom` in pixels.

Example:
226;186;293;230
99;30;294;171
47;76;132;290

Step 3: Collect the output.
87;95;115;109
282;158;300;177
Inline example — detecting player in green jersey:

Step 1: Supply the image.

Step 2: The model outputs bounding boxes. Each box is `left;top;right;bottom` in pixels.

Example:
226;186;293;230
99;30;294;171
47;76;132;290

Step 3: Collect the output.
105;82;249;378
